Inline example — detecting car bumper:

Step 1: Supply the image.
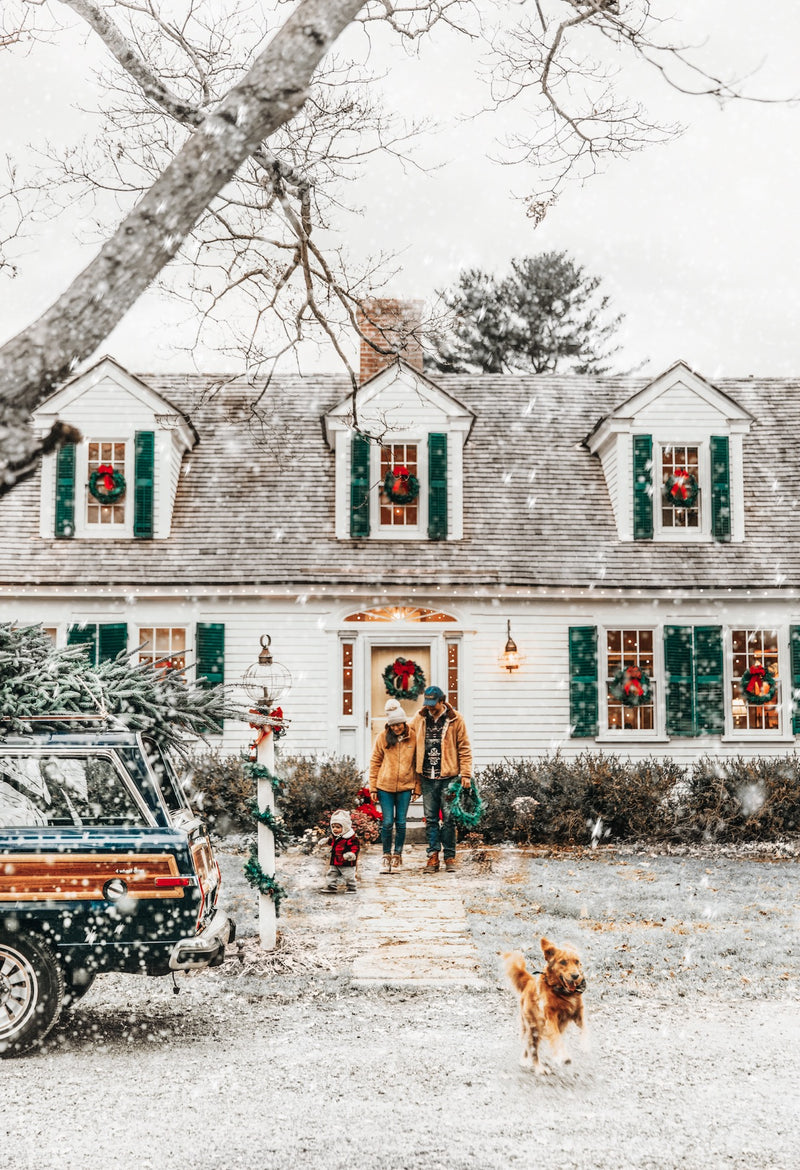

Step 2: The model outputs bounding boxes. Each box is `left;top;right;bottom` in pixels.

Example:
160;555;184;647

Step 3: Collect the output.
169;908;236;971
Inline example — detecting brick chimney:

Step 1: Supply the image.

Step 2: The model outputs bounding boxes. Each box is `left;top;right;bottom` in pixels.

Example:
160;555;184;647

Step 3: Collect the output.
357;298;424;383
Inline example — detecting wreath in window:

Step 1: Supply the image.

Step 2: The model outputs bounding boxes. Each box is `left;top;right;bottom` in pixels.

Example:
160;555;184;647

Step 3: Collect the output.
383;656;426;700
740;663;777;706
383;465;420;505
663;468;698;507
608;665;652;707
89;463;126;504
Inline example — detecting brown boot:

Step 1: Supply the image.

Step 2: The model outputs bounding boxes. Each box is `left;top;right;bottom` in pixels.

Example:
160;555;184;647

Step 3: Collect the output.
390;853;403;872
424;853;440;873
444;857;456;873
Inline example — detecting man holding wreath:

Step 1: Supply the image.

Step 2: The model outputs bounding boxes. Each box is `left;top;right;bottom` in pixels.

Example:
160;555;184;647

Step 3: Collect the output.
410;685;473;874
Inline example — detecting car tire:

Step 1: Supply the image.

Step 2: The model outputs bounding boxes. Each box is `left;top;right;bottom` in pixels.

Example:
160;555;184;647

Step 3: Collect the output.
61;964;97;1009
0;932;65;1058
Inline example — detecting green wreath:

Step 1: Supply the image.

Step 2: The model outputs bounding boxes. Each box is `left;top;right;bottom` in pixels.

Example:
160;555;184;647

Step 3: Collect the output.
608;665;652;707
740;664;777;706
663;469;698;508
383;465;420;505
89;464;126;504
383;656;426;700
446;777;484;829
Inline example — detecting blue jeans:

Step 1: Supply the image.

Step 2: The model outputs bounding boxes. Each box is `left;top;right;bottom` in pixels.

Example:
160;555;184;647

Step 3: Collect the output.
421;777;457;859
377;788;413;855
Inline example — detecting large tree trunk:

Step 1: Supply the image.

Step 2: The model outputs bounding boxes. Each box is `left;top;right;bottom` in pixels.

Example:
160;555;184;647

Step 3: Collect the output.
0;0;365;490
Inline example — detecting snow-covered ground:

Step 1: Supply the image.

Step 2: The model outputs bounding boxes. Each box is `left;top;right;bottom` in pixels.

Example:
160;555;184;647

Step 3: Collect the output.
4;842;799;1169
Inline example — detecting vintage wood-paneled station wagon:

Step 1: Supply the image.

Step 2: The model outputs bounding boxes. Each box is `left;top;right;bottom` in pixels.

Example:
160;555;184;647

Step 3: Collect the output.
0;718;235;1056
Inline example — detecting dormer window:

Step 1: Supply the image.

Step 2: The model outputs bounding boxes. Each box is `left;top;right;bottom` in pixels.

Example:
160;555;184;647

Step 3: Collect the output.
380;444;419;529
659;444;700;532
87;441;128;528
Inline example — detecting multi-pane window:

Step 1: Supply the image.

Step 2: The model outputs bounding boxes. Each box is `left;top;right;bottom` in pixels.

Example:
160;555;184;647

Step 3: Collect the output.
731;629;780;732
341;642;354;716
87;441;127;526
138;627;187;674
446;640;459;710
661;445;700;530
606;628;655;731
380;444;418;528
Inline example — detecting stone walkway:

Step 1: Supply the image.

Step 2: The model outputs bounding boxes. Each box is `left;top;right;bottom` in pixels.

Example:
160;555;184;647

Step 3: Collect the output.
298;844;484;987
351;845;483;986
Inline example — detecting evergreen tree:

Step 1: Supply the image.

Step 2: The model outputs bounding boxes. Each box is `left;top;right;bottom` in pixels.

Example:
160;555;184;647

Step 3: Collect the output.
0;623;234;752
428;252;624;375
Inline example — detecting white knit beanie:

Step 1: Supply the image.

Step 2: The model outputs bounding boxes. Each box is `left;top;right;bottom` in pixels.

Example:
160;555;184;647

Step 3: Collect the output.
384;698;407;726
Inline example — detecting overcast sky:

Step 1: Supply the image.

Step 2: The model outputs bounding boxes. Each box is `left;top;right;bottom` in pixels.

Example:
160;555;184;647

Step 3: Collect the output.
2;1;800;380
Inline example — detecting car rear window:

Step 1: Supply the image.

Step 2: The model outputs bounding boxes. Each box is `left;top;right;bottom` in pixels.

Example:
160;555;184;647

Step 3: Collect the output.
0;753;148;828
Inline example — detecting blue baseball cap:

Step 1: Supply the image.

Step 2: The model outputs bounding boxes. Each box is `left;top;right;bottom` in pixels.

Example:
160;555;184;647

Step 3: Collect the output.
423;685;446;706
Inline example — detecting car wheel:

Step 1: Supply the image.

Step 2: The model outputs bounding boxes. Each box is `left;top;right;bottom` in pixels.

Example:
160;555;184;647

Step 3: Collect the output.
61;964;97;1009
0;933;65;1058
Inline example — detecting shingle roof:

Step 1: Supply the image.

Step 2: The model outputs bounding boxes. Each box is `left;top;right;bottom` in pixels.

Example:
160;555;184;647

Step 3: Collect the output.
2;371;800;590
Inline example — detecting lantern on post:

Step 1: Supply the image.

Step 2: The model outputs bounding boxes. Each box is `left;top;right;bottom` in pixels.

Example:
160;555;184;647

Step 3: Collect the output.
242;635;292;951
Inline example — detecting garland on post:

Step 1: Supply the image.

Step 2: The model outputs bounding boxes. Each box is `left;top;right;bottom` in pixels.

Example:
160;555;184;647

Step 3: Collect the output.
446;777;484;829
740;663;777;705
383;656;426;700
243;843;288;915
608;665;652;707
383;465;420;504
663;469;698;508
243;760;284;794
89;464;126;504
248;798;290;848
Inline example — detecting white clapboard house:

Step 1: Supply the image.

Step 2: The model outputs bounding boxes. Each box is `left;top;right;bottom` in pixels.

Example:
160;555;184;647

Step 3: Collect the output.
2;301;800;770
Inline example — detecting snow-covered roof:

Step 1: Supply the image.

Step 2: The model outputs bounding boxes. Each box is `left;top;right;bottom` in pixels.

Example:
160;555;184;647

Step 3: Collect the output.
2;368;799;590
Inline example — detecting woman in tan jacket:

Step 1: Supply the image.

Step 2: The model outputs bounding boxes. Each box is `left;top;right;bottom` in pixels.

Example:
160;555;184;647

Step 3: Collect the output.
369;698;420;874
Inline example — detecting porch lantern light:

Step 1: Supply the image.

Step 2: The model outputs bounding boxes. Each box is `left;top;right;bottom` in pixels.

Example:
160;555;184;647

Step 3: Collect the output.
243;634;292;710
499;620;522;673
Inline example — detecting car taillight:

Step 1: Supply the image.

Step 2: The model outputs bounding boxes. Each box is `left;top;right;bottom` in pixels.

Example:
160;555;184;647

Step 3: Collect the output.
195;870;206;930
154;876;192;888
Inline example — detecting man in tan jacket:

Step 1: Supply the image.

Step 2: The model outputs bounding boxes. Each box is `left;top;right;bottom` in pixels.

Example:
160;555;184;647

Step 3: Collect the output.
410;685;473;873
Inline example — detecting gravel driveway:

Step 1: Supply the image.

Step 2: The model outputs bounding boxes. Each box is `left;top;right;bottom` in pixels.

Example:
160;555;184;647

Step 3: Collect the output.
3;843;799;1170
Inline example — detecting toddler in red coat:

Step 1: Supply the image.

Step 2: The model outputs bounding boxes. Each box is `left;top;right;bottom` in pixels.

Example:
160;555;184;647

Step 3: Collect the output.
320;809;360;894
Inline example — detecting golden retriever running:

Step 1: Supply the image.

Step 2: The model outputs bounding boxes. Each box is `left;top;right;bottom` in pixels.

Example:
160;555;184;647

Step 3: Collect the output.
504;938;587;1074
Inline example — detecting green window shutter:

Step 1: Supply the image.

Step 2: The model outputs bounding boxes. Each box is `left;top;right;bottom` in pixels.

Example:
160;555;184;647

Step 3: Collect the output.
664;625;696;736
133;430;155;539
99;623;128;663
710;435;731;543
349;433;371;539
428;432;448;541
791;626;800;735
68;623;98;665
632;434;653;541
196;622;225;689
55;443;76;539
693;626;724;735
568;626;598;738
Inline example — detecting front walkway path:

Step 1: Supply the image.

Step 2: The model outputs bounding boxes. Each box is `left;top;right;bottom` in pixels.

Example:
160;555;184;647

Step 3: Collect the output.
351;845;483;986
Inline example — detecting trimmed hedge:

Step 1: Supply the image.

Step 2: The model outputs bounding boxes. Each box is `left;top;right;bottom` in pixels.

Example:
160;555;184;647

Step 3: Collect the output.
476;752;800;844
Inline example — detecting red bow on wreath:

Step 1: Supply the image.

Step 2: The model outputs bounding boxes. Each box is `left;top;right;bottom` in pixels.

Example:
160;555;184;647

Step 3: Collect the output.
391;465;411;496
623;666;644;699
95;463;117;491
669;469;692;502
392;658;416;690
745;664;766;695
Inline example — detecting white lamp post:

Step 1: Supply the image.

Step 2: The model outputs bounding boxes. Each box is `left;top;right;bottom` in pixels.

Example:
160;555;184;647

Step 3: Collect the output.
242;634;292;950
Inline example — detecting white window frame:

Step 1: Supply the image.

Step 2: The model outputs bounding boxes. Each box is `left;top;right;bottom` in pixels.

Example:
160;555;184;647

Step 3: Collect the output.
370;433;428;539
596;624;665;742
75;438;134;540
137;625;189;675
653;440;710;543
724;625;787;740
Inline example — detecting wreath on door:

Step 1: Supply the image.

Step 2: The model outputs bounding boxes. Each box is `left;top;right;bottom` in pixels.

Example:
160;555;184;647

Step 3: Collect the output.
383;656;426;700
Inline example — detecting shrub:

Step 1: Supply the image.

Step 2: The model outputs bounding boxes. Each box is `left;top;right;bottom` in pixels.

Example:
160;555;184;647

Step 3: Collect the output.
278;753;363;836
185;749;252;833
679;755;800;841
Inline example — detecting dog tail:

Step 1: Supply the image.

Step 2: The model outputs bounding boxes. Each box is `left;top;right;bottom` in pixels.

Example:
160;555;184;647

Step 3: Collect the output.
503;951;533;993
